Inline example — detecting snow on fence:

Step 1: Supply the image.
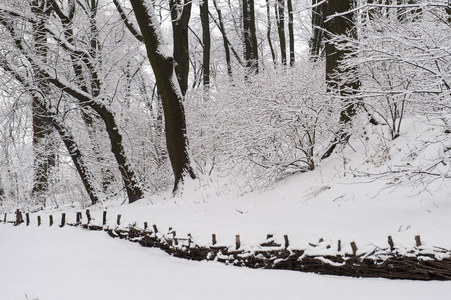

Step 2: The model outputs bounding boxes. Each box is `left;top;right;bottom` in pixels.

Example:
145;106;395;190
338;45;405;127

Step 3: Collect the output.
3;209;451;281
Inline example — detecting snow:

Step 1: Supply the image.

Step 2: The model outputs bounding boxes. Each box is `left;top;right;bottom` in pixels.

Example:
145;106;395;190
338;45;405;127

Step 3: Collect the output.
2;116;451;299
1;225;451;300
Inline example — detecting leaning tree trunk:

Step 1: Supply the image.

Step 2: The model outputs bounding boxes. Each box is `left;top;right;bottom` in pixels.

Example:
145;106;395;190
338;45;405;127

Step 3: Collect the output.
130;0;195;193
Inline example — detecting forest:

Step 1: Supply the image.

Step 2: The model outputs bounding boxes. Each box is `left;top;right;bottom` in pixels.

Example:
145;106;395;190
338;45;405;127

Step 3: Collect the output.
0;0;450;210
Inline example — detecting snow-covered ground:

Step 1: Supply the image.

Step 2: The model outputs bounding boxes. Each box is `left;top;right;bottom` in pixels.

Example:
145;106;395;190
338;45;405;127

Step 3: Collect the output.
1;116;451;299
1;225;450;300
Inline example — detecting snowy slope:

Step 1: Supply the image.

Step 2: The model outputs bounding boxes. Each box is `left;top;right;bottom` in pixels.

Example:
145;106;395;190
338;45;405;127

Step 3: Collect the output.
1;116;451;299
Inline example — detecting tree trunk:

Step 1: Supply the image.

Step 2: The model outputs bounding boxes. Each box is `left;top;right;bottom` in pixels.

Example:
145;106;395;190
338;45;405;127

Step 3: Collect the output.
309;0;324;61
266;0;277;68
130;0;195;193
275;0;287;66
287;0;295;66
243;0;258;75
169;0;192;96
30;0;56;205
199;0;211;88
52;0;115;194
324;0;360;124
321;0;360;159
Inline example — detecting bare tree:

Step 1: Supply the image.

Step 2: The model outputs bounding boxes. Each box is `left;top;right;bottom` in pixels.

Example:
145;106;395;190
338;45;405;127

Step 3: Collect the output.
129;0;195;192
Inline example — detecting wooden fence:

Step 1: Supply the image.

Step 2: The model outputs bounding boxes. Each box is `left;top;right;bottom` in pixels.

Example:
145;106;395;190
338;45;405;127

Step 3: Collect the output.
3;209;451;281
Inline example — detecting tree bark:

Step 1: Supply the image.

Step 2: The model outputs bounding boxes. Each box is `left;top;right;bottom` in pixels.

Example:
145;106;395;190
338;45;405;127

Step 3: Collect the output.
324;0;360;124
309;0;325;61
266;0;277;68
199;0;211;88
275;0;287;66
169;0;192;96
243;0;258;75
287;0;295;66
30;0;56;205
130;0;195;193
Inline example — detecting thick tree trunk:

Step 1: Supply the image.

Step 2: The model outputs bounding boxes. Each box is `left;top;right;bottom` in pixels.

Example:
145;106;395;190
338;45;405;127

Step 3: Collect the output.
243;0;259;75
324;0;360;124
322;0;360;159
130;0;195;193
169;0;192;96
30;0;55;205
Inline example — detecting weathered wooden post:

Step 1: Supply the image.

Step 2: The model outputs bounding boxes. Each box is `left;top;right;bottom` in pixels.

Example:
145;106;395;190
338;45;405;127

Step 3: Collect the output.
3;213;6;223
388;236;394;251
49;215;54;227
116;214;121;226
235;235;241;250
284;235;290;249
76;212;82;224
212;234;217;245
86;209;91;223
15;209;24;224
415;235;422;247
60;213;66;227
350;241;357;256
37;215;41;226
153;224;158;233
26;213;30;226
103;211;107;225
144;222;148;230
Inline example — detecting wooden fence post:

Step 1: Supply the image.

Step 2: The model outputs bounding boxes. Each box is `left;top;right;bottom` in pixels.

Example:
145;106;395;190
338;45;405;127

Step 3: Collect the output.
388;236;394;251
37;216;41;226
103;211;107;225
116;214;121;226
76;212;82;224
60;213;66;227
26;213;30;226
3;213;6;223
49;215;53;227
144;222;148;230
236;235;241;250
153;224;158;233
350;241;357;256
415;235;422;247
212;234;217;245
86;209;91;223
284;235;289;249
15;209;24;224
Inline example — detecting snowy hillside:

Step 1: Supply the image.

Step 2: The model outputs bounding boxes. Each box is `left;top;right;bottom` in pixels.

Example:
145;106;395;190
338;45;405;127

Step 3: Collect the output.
2;116;451;299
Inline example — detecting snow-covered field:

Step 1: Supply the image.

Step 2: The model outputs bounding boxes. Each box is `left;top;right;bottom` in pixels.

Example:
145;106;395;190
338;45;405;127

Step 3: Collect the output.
1;226;451;300
1;117;451;299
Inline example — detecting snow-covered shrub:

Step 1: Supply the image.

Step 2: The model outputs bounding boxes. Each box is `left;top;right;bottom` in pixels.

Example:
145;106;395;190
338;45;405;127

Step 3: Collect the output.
337;3;451;139
186;61;340;191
